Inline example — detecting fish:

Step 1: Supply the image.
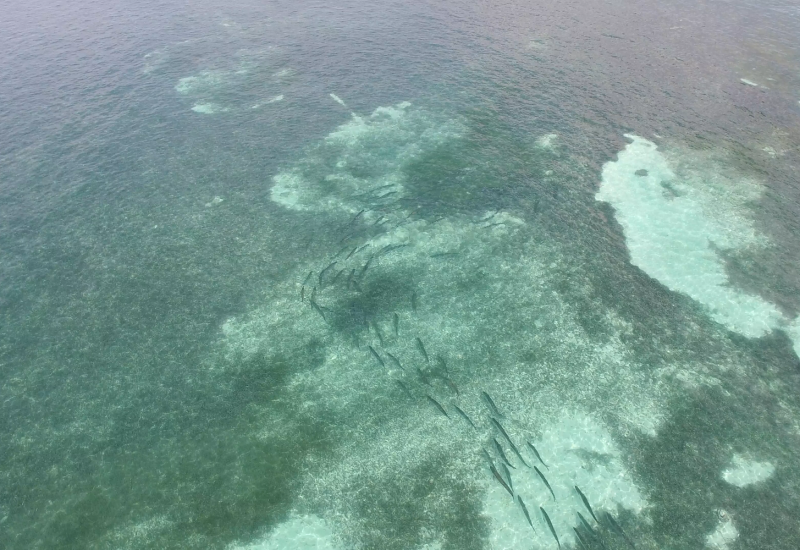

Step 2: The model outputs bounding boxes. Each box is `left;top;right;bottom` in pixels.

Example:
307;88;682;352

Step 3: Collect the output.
416;367;432;386
517;496;535;532
358;255;374;278
379;243;407;255
309;299;326;321
302;271;314;286
346;268;355;288
445;378;459;396
426;395;449;418
576;513;606;548
301;285;305;301
482;448;494;465
334;244;350;258
355;243;371;254
490;464;514;498
527;442;549;470
493;439;515;469
481;391;502;416
331;268;346;285
575;486;598;523
415;337;429;362
604;512;636;549
373;215;385;226
479;209;500;222
500;462;514;491
368;346;385;368
577;512;594;535
349;208;365;225
345;246;358;260
509;442;530;468
490;418;513;444
534;466;556;501
393;313;399;336
573;527;589;550
394;380;412;397
386;352;404;370
310;286;317;301
319;261;337;286
411;291;417;311
452;405;476;429
540;507;561;549
435;355;448;374
370;321;385;346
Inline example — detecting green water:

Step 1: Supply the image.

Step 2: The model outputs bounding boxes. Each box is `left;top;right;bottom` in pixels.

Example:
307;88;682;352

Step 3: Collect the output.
2;0;800;549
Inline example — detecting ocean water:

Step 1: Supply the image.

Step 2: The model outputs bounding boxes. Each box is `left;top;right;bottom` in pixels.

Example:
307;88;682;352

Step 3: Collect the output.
2;0;800;548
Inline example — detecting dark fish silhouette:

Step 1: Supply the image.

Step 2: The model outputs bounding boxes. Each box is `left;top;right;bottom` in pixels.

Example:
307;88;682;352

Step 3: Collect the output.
368;346;385;368
349;209;365;225
445;378;459;396
493;439;515;469
373;215;385;226
490;417;512;443
355;243;371;254
426;395;449;418
509;442;529;468
334;244;350;258
573;527;588;550
379;243;407;255
527;442;549;469
394;380;412;397
393;313;399;336
517;495;535;532
416;367;432;386
500;462;514;491
534;466;556;501
309;299;326;321
436;355;448;374
540;506;561;549
604;512;636;549
481;391;502;416
453;405;476;429
301;285;305;301
386;352;404;370
490;464;513;498
302;271;313;286
331;268;346;285
370;321;385;346
577;515;606;548
577;512;594;535
575;486;598;523
415;337;429;362
345;246;358;260
359;255;374;278
319;261;337;286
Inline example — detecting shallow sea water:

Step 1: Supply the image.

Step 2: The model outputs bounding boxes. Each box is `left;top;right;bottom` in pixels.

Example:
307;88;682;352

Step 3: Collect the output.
2;0;800;549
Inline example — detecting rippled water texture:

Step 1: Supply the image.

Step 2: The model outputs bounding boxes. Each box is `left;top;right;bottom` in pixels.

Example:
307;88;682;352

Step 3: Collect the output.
2;0;800;548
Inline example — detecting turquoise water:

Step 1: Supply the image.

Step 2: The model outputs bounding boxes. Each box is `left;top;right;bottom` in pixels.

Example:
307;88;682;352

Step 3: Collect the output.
2;0;800;548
